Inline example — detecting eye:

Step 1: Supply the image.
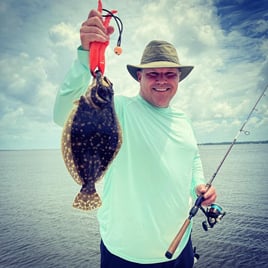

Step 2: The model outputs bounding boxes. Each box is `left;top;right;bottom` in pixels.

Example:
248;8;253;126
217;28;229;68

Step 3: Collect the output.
165;72;178;79
144;71;179;79
146;72;158;78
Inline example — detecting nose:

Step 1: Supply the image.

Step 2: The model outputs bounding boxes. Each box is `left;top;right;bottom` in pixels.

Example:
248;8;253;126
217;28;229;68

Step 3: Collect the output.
156;73;167;81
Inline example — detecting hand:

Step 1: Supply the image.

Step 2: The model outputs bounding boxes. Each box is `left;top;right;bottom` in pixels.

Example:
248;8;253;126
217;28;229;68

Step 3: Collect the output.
80;9;115;50
195;184;217;206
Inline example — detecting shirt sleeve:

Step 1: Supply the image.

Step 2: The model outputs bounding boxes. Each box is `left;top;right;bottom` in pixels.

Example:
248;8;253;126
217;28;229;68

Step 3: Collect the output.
191;150;206;199
53;46;92;127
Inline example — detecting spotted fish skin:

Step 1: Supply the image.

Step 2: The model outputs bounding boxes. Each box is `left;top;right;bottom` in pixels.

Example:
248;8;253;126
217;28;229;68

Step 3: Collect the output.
61;72;122;211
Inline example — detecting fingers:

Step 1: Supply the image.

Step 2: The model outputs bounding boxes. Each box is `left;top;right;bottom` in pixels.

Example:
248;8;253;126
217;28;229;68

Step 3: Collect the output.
87;10;114;34
80;27;107;50
202;187;217;206
106;25;115;35
80;9;115;50
88;9;102;20
85;9;107;32
195;184;217;206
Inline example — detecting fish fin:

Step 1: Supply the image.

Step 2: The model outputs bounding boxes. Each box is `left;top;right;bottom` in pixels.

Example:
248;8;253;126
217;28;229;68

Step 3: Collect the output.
72;192;102;211
61;106;83;185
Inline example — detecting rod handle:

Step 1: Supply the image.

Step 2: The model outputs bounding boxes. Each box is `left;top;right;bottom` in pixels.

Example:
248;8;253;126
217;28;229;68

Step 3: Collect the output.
165;218;191;259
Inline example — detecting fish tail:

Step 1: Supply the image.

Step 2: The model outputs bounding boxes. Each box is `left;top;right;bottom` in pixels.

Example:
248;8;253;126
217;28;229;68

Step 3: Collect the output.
72;192;102;211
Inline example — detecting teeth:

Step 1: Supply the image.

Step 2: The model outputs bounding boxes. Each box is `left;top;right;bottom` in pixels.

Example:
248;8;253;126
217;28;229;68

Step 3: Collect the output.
153;88;168;92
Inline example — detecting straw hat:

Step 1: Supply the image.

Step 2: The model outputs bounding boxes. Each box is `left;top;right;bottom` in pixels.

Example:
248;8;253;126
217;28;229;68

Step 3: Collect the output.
127;40;193;82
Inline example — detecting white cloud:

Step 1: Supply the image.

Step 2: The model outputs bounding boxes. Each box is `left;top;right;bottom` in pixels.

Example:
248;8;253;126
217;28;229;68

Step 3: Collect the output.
49;22;80;50
0;0;267;149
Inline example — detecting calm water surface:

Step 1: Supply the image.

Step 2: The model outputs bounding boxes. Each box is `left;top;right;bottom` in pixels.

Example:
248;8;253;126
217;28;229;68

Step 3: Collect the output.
0;144;267;267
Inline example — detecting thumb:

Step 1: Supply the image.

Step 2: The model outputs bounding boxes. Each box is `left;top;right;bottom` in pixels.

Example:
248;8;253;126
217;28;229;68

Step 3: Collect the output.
195;184;207;196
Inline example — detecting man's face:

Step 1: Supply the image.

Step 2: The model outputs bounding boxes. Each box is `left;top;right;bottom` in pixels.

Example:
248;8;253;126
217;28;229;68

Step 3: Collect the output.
137;67;181;108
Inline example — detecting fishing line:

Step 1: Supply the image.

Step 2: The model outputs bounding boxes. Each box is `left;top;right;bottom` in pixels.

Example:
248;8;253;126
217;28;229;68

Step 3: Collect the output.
165;83;268;259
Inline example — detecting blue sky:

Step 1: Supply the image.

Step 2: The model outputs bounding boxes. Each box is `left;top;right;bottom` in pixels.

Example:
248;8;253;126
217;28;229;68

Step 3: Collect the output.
0;0;267;150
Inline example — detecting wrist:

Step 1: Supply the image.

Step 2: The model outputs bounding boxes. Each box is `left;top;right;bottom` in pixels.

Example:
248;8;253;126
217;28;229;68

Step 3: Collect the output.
77;46;89;70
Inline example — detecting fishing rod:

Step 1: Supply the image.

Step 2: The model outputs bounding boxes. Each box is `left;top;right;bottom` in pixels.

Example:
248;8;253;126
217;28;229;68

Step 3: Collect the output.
165;83;268;259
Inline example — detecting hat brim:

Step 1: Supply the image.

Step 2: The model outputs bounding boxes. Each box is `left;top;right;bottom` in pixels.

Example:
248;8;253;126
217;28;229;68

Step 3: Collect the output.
127;61;194;82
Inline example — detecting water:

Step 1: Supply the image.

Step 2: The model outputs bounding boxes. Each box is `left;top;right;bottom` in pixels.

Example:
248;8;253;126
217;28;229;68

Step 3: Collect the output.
0;144;267;267
193;144;268;268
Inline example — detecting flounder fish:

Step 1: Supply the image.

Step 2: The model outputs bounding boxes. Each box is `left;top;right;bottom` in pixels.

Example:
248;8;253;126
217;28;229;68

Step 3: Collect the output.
61;71;122;211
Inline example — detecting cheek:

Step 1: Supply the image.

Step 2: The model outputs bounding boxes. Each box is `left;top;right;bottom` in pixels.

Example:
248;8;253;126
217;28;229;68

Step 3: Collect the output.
138;75;149;89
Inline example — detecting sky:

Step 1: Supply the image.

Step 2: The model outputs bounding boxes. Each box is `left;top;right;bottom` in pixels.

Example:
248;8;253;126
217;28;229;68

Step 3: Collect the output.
0;0;267;150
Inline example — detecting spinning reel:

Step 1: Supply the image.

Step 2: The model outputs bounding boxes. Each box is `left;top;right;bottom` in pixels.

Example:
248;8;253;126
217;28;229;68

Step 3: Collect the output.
200;204;226;231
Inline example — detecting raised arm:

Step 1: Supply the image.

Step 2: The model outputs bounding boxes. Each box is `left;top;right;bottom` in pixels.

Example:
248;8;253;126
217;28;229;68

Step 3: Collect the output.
53;9;114;126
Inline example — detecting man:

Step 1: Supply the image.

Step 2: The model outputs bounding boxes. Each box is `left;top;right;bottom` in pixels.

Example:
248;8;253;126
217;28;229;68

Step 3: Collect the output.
54;9;217;268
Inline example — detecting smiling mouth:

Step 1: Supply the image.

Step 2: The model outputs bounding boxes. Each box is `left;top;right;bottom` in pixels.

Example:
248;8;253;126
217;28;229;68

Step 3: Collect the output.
152;87;170;92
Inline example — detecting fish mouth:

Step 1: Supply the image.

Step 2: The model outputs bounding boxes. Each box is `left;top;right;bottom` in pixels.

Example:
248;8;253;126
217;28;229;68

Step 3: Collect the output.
97;86;112;101
152;87;170;92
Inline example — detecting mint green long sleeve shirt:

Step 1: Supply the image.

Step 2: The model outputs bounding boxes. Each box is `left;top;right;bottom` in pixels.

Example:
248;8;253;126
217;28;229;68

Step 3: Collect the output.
53;47;206;264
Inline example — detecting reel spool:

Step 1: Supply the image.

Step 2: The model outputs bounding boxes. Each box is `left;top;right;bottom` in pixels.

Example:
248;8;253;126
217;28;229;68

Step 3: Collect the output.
201;204;226;231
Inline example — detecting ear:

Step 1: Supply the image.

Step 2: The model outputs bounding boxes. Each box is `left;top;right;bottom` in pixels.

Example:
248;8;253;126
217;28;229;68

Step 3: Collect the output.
137;71;142;82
